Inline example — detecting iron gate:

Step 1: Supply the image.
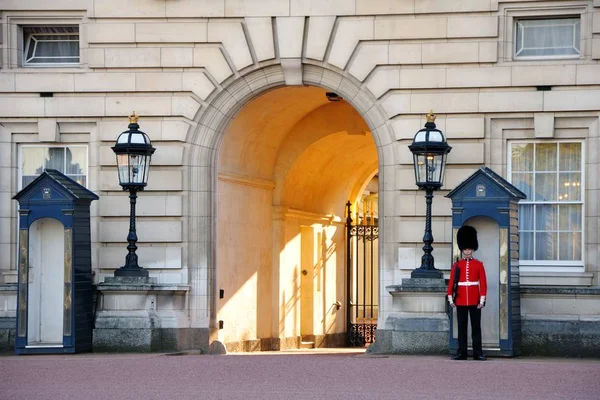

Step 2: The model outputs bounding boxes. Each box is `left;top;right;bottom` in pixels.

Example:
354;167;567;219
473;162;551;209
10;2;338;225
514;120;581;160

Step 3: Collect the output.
345;201;378;347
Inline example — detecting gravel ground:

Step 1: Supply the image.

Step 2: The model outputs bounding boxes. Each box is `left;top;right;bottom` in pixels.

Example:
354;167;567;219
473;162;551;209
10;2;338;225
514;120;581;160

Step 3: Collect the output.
1;349;599;400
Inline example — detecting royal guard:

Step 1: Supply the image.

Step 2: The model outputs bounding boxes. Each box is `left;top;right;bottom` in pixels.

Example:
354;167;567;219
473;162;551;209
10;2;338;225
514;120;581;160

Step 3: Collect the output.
447;225;488;361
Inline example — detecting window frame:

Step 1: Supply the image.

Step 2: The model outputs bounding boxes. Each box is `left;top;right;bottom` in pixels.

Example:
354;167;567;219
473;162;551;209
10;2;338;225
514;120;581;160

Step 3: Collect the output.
513;16;581;61
508;140;585;271
18;144;89;190
4;14;86;70
22;25;80;67
500;4;590;64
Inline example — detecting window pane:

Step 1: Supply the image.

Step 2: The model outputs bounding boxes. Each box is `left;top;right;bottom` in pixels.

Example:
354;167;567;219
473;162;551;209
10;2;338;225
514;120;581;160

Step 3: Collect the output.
23;26;79;65
519;204;534;231
535;205;558;231
523;24;575;49
25;36;36;60
516;18;580;58
559;142;581;171
512;173;533;199
558;172;581;201
22;176;37;188
65;147;86;175
20;145;88;189
535;172;557;201
34;40;79;58
520;232;534;260
559;204;582;232
67;175;86;187
44;148;65;170
21;147;44;175
559;232;581;261
535;232;557;260
535;143;557;171
511;143;533;171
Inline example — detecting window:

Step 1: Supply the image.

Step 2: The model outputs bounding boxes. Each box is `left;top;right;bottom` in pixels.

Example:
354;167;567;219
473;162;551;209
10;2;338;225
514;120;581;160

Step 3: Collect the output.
515;17;580;59
20;146;87;189
23;26;79;66
509;142;584;266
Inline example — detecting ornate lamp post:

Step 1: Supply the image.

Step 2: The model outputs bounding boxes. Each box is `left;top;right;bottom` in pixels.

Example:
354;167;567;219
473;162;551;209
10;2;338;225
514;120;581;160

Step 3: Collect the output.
112;112;156;278
408;110;452;279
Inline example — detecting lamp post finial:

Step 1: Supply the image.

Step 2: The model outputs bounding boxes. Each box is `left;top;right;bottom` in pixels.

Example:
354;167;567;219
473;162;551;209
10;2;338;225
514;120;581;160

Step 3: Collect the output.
426;110;436;123
129;111;139;124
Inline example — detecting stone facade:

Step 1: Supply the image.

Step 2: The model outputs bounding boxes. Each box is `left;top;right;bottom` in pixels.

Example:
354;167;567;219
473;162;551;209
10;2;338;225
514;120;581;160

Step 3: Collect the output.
0;0;599;356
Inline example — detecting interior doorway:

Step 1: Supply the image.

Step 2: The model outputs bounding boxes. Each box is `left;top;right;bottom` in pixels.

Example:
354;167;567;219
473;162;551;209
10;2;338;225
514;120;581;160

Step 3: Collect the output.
465;216;501;350
27;218;64;345
215;85;378;351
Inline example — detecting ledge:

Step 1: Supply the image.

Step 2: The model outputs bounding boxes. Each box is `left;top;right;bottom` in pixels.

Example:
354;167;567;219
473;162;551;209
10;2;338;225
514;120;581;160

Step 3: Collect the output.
0;284;17;292
521;286;600;296
520;271;593;286
95;283;190;293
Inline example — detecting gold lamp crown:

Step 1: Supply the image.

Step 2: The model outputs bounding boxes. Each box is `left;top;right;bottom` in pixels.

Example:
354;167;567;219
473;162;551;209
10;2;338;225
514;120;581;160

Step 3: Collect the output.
129;111;139;124
426;109;436;123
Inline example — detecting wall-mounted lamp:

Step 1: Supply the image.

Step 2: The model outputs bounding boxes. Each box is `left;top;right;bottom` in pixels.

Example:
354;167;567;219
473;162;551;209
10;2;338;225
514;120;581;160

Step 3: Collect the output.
326;92;343;102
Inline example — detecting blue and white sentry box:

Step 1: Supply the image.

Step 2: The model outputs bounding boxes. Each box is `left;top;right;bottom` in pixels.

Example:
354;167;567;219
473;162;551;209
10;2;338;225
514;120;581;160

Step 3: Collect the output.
13;169;98;354
445;167;526;357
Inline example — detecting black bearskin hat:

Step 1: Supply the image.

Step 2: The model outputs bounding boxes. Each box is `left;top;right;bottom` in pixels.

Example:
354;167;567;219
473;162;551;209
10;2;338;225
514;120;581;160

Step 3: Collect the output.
457;225;478;251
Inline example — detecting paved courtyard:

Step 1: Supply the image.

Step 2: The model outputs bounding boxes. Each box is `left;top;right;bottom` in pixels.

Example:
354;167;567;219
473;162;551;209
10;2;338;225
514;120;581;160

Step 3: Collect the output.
1;349;599;399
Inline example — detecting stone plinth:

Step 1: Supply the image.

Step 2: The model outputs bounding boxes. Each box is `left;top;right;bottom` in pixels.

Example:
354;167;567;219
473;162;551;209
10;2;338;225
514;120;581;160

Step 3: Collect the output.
368;277;449;355
93;277;205;352
0;284;17;352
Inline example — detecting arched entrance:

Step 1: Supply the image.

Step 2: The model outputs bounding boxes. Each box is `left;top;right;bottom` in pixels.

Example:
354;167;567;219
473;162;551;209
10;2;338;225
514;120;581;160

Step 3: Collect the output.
185;65;394;352
215;86;378;350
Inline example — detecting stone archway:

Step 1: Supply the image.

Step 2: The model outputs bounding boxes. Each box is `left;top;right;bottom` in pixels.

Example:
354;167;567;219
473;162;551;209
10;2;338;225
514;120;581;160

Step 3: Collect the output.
185;64;393;351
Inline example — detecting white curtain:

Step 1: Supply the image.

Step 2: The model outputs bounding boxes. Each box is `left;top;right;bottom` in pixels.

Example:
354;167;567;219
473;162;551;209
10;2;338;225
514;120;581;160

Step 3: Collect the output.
516;18;580;57
24;26;79;64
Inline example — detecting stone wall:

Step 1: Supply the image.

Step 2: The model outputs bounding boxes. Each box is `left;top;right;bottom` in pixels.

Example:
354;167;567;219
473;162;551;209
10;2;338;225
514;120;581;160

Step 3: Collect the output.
521;287;600;357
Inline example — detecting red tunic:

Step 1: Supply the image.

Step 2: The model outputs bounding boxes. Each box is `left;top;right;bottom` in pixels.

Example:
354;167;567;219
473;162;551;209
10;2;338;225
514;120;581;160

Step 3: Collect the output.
447;258;487;306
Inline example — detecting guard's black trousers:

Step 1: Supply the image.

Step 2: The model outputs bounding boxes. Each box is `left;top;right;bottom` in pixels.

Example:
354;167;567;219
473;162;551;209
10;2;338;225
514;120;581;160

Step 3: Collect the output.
456;305;483;356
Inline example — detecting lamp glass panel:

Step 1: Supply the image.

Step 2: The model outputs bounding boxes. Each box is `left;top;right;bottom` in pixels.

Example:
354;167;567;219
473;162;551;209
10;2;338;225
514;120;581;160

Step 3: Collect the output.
430;153;443;183
438;154;447;185
116;154;130;185
128;153;148;184
427;130;444;143
130;132;148;144
414;129;444;144
117;133;129;144
414;153;426;184
143;155;152;184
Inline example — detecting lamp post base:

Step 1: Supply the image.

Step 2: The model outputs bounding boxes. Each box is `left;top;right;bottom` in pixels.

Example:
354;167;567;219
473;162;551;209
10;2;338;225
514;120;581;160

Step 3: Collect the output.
411;268;444;279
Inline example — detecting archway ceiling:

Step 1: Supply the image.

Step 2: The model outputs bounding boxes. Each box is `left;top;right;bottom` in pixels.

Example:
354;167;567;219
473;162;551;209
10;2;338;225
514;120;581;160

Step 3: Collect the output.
280;131;377;215
218;86;330;179
218;85;378;216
